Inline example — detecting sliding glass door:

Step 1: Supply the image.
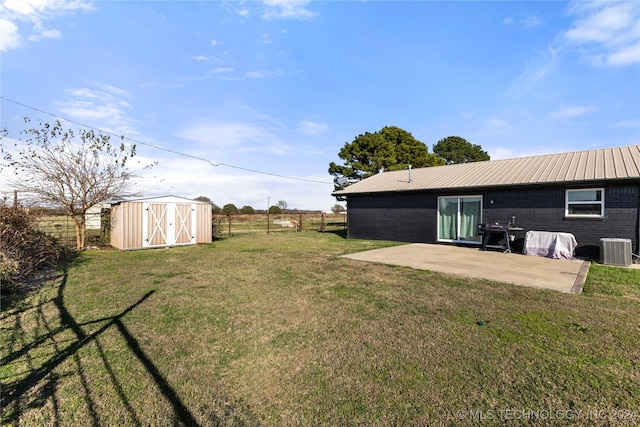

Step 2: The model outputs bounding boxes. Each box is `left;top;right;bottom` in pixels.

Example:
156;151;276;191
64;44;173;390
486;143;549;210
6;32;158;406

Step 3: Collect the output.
438;196;482;243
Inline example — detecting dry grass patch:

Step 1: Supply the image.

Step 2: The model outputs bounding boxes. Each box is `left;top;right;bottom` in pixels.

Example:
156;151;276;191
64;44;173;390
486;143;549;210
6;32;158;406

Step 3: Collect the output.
2;232;639;426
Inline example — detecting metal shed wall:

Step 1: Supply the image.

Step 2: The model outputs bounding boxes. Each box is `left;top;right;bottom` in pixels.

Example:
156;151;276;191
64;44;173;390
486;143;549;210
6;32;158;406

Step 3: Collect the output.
110;202;144;250
195;203;212;244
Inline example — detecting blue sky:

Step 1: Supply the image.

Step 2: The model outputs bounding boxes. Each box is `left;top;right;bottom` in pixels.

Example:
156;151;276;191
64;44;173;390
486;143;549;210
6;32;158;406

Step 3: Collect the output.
1;0;639;211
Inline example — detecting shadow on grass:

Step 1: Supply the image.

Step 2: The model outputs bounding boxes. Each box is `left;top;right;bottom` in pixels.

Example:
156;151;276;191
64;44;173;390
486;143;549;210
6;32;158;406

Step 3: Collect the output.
322;229;347;239
1;263;250;426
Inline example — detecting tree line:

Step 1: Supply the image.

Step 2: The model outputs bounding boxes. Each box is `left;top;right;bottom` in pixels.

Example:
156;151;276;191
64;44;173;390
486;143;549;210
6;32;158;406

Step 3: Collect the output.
193;198;346;215
193;198;298;215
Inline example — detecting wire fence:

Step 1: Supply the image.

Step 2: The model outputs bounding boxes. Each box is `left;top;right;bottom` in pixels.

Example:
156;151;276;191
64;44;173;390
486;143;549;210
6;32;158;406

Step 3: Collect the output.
34;212;347;248
37;212;109;248
213;213;347;238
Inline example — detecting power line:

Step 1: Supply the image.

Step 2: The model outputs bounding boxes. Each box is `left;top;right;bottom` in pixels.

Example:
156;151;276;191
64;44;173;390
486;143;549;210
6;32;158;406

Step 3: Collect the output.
0;96;333;185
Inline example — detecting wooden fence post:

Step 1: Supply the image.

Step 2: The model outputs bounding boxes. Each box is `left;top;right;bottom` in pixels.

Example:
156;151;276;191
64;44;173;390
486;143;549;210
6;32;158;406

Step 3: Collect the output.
321;212;325;232
228;215;232;237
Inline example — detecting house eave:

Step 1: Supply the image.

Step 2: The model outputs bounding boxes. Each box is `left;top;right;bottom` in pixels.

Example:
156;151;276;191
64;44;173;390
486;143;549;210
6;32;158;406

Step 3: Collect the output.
333;176;640;198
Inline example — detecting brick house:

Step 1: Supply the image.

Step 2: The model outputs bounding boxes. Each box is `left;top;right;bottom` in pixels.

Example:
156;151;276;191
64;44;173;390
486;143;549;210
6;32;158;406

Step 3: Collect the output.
332;145;640;260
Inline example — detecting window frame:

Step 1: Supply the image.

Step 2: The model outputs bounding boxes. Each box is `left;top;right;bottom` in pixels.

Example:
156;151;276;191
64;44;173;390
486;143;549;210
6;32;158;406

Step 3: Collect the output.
437;195;483;244
565;188;605;217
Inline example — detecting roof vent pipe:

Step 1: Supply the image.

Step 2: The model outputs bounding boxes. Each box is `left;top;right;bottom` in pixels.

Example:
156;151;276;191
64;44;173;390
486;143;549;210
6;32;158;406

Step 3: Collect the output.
408;165;412;183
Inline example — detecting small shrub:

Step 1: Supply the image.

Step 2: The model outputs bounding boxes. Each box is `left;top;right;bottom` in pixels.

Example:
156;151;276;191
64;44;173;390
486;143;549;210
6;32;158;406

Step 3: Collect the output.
0;206;68;294
212;217;224;240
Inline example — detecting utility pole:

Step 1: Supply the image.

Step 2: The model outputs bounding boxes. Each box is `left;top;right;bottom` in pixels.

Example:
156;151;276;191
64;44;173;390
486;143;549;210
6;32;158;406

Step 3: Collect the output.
266;196;271;235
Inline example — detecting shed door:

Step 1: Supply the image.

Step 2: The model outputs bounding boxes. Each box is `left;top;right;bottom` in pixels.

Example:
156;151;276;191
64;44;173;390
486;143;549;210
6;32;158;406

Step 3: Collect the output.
142;203;197;247
174;203;197;245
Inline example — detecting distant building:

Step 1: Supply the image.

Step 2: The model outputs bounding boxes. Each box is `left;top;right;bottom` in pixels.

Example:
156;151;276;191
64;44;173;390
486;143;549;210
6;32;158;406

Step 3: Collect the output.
85;202;111;230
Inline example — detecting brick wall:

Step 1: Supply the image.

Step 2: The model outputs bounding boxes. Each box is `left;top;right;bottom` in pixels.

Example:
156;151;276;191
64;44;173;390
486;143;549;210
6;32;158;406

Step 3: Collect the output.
483;184;639;258
347;192;438;242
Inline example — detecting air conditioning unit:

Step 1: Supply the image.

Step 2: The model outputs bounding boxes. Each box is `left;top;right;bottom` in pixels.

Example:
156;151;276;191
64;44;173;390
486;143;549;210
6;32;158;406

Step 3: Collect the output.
600;238;632;266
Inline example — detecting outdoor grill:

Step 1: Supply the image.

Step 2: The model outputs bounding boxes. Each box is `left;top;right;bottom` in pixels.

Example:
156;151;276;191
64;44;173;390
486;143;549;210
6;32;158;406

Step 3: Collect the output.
478;221;522;253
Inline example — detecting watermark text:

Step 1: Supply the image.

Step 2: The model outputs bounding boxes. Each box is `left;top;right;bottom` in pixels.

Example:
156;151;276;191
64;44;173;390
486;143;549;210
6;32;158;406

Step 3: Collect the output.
455;408;638;421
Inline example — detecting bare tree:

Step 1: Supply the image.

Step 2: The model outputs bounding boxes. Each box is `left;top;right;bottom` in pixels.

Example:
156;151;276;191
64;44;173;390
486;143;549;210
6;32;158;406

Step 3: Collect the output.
1;118;151;249
277;200;288;211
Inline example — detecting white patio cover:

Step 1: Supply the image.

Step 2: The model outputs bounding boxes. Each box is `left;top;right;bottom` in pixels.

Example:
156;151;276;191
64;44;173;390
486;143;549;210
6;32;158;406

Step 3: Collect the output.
524;231;577;260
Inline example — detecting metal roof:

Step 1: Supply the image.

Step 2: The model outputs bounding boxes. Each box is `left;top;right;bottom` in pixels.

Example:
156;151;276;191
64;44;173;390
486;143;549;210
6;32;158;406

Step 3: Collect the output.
111;195;211;205
333;145;640;196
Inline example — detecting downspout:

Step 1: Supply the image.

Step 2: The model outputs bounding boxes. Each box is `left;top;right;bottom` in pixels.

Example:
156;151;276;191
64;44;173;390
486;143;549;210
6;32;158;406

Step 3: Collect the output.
346;197;350;239
636;184;640;260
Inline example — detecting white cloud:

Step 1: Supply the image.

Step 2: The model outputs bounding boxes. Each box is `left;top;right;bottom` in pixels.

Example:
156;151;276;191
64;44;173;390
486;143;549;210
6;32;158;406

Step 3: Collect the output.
551;105;595;119
508;1;639;95
261;0;316;20
178;66;234;83
488;118;508;128
28;27;61;41
0;18;20;51
176;121;281;153
503;14;541;29
175;111;326;157
55;84;138;135
297;120;328;136
1;0;92;16
190;55;223;64
95;83;131;98
521;15;541;29
244;71;263;79
565;2;636;44
606;40;640;66
0;0;95;51
218;70;282;81
610;118;640;128
211;67;234;73
564;1;640;67
507;45;559;96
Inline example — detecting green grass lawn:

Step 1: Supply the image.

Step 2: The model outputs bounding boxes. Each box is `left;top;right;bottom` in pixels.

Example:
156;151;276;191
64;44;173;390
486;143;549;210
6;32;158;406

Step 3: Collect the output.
2;232;639;426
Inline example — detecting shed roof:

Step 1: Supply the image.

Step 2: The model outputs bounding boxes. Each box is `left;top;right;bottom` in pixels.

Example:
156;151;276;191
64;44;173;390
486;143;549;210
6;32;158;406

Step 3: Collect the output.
333;144;640;196
111;195;211;205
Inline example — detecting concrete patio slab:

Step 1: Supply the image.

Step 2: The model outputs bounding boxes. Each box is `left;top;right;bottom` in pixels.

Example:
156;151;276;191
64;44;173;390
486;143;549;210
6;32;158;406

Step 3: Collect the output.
341;243;591;293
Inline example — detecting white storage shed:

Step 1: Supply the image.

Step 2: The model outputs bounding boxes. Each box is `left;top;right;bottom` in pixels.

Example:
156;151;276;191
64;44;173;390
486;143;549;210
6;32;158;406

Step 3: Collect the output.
85;202;111;230
110;196;212;250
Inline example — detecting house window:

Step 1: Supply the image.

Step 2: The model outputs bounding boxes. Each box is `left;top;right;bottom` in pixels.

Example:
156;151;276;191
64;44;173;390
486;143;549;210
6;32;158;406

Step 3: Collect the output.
438;196;482;243
566;188;604;217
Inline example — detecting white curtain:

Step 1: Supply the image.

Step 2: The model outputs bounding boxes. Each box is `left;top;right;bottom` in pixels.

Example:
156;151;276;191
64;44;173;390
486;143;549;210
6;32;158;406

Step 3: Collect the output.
438;198;458;240
460;198;481;242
